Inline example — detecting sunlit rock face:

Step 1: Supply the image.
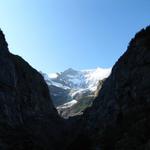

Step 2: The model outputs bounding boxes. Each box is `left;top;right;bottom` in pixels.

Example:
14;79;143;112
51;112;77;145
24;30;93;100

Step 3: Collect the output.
68;26;150;150
0;30;65;150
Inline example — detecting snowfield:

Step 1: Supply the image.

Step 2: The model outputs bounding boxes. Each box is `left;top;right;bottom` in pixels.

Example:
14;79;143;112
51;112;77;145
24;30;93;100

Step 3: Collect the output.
42;67;111;107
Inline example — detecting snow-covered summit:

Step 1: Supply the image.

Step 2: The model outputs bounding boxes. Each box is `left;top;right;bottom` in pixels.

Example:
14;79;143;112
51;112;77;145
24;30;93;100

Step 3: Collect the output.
81;67;111;91
41;67;111;116
46;67;111;91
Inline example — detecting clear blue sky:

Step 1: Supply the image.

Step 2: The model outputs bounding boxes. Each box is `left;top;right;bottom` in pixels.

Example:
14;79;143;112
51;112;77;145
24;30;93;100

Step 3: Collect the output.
0;0;150;73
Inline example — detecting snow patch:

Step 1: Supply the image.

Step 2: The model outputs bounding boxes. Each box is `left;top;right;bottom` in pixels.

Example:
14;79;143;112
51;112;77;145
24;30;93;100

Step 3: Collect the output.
49;73;58;79
57;100;77;109
69;78;81;85
51;81;70;90
82;67;111;91
70;88;87;97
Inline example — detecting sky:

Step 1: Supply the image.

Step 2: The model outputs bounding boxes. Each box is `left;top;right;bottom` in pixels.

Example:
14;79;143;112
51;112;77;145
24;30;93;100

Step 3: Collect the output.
0;0;150;74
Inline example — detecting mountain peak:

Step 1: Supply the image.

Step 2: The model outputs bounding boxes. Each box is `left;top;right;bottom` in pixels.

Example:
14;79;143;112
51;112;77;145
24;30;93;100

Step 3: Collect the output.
64;68;76;72
0;29;9;55
62;68;78;76
129;25;150;49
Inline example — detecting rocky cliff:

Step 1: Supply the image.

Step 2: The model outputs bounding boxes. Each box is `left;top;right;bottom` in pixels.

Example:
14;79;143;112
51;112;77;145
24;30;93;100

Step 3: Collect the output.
69;26;150;150
0;26;150;150
0;29;65;150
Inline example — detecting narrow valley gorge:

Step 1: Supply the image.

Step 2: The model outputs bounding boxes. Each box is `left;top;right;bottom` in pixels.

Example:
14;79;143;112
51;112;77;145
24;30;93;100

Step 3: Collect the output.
0;26;150;150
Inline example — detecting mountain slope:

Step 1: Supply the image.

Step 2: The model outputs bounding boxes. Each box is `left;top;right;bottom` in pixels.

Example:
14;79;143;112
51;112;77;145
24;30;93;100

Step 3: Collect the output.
42;68;111;118
0;30;65;150
69;26;150;150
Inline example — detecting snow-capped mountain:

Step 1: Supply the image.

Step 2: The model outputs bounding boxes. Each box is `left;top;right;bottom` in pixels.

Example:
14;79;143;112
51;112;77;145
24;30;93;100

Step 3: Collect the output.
42;67;111;118
47;67;111;90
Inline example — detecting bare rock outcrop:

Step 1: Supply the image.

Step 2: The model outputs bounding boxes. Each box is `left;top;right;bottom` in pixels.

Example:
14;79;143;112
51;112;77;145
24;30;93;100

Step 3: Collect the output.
0;30;65;150
68;26;150;150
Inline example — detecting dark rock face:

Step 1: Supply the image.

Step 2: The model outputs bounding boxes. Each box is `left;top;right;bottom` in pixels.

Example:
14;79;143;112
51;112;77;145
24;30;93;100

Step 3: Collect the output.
1;26;150;150
0;29;9;55
0;30;65;150
68;26;150;150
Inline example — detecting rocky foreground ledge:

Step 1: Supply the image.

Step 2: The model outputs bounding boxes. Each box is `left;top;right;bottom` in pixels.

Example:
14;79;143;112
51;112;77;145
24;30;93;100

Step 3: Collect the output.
0;26;150;150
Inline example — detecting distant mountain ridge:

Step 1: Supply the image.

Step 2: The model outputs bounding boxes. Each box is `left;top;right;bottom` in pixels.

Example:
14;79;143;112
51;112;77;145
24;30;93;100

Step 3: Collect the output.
42;67;111;118
51;67;111;89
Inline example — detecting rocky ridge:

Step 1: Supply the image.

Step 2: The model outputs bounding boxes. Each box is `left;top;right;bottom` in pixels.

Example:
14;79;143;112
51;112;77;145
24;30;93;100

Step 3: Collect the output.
0;26;150;150
69;26;150;150
0;29;65;150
